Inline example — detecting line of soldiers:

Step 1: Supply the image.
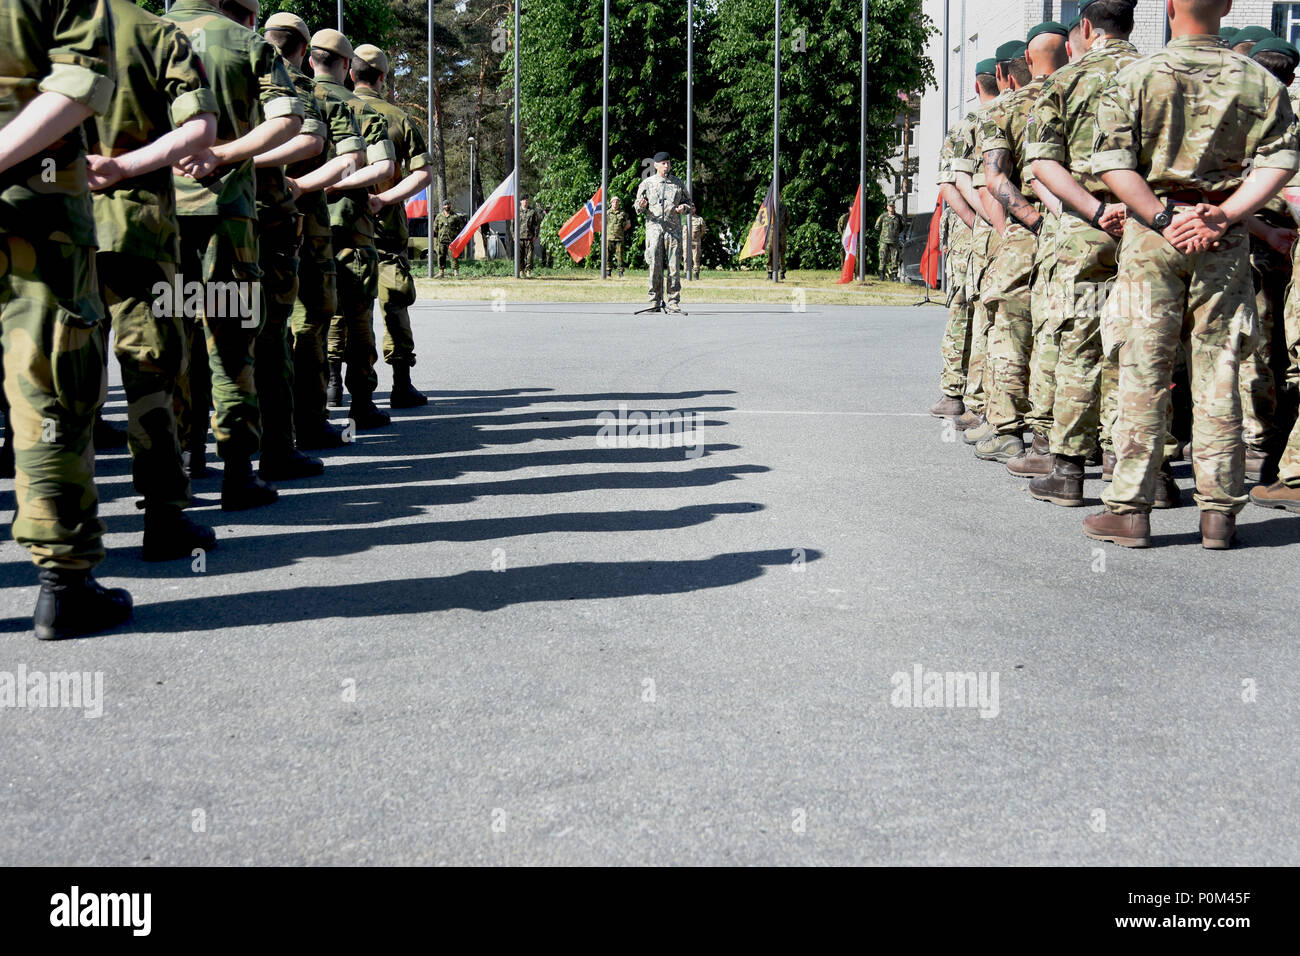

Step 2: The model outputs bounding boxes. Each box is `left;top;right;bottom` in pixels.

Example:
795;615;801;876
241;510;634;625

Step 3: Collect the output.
1;0;436;640
930;0;1300;550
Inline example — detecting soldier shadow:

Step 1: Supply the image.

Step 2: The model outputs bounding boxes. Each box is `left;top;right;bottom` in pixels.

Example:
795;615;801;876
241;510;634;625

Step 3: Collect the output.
1150;512;1300;549
114;548;823;633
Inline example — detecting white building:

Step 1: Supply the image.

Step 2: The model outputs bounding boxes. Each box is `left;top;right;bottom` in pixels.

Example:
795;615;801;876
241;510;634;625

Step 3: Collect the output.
903;0;1281;216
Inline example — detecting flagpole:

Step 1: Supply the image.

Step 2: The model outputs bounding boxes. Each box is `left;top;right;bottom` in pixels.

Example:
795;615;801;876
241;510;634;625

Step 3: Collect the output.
772;0;781;284
685;0;693;282
513;0;521;279
601;0;609;279
427;0;434;266
858;0;868;282
337;0;343;31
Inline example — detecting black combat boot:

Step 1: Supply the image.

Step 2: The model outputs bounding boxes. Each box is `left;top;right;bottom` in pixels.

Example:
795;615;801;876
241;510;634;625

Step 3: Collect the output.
295;420;349;450
389;365;428;408
349;398;391;430
221;457;279;511
259;449;324;481
326;361;345;408
34;568;133;640
142;504;217;562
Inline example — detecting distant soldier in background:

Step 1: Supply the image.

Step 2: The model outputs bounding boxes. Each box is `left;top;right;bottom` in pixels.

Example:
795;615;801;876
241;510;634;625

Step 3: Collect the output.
689;206;707;280
519;195;542;277
765;198;788;280
875;202;904;281
605;195;631;277
434;200;465;277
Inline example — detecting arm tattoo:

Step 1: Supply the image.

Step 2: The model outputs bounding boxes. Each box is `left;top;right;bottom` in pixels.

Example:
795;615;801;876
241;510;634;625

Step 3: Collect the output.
985;147;1039;227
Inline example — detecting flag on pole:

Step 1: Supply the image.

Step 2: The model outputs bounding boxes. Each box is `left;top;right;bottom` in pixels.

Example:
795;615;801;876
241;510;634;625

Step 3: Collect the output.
837;184;862;283
450;171;516;259
919;196;943;289
558;187;604;262
738;180;775;259
405;187;430;220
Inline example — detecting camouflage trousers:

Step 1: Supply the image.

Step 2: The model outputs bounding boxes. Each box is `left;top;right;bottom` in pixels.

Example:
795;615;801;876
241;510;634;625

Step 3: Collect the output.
99;253;190;509
328;228;380;404
255;213;302;461
1239;241;1291;452
1025;213;1059;437
962;223;997;415
521;237;537;273
939;240;972;397
434;239;458;274
983;222;1038;436
1045;215;1118;457
878;241;899;279
767;239;785;277
293;229;336;438
610;239;625;272
175;215;265;461
1103;219;1255;516
377;243;417;369
645;224;682;307
0;236;106;570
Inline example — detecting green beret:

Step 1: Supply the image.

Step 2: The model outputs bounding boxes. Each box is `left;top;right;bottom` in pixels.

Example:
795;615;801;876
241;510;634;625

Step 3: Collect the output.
975;57;997;76
1251;36;1300;65
1219;26;1240;39
1233;26;1274;46
1027;21;1068;43
995;40;1027;62
1067;15;1081;32
1079;0;1136;13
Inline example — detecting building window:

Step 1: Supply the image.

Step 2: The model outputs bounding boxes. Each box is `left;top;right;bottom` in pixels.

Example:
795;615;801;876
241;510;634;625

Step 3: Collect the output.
1274;3;1300;44
1060;0;1079;25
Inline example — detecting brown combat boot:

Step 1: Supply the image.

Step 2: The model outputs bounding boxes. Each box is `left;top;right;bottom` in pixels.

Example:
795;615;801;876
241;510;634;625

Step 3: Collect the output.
1006;430;1052;477
1244;446;1267;482
1250;481;1300;514
1200;512;1236;550
930;394;964;418
963;418;996;445
1152;462;1181;509
1029;454;1084;506
1083;509;1151;548
1102;450;1116;480
954;409;982;431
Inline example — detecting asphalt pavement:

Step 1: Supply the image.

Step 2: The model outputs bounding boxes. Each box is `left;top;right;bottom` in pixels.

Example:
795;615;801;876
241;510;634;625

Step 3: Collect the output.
1;298;1296;865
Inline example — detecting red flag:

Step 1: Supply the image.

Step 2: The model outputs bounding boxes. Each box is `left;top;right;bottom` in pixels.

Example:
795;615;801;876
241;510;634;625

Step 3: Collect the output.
449;171;516;259
558;187;604;262
837;184;862;284
919;196;943;289
404;187;429;220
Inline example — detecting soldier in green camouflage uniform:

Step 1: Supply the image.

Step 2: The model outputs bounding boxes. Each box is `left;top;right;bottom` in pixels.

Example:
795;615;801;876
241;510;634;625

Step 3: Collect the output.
1;0;134;639
351;43;435;409
874;205;903;281
766;199;788;280
308;28;398;429
166;0;303;510
519;195;542;276
269;17;365;450
975;33;1068;463
87;0;221;558
1021;1;1142;504
252;13;327;481
605;196;631;276
1085;0;1299;549
434;201;466;277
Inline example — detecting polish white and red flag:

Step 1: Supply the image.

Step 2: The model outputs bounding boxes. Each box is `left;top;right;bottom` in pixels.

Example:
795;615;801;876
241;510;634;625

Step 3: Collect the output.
558;186;604;262
449;170;516;259
837;184;862;284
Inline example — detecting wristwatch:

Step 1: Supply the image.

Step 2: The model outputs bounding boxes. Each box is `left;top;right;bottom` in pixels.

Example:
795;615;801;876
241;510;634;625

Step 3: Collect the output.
1089;201;1106;229
1151;203;1174;233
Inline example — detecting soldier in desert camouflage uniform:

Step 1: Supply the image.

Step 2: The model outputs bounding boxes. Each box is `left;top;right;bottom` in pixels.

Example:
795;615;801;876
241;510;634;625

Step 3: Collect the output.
166;0;303;510
974;31;1068;463
1;0;135;639
1021;0;1143;505
352;43;435;410
87;0;220;558
1085;0;1298;549
634;152;693;313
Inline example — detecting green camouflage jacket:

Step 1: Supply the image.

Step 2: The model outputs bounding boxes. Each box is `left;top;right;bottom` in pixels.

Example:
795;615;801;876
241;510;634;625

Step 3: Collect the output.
435;209;466;243
313;73;395;238
605;205;630;240
295;68;365;238
1;0;116;247
256;57;325;224
353;86;432;247
165;0;301;219
89;0;217;260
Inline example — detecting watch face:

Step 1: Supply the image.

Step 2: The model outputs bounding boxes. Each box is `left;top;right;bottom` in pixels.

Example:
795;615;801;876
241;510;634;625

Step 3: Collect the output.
1153;212;1171;231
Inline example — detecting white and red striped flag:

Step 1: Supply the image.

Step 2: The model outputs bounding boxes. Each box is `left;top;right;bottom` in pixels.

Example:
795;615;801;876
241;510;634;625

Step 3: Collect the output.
449;171;516;259
837;184;862;283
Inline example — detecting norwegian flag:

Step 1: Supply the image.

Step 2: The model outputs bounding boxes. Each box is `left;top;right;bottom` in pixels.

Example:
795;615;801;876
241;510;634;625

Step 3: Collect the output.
837;184;863;283
558;187;604;262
